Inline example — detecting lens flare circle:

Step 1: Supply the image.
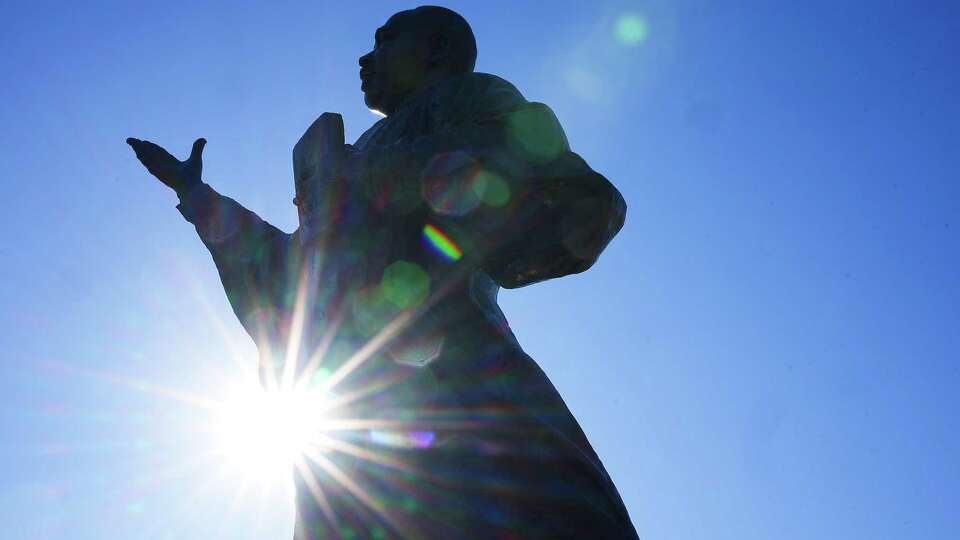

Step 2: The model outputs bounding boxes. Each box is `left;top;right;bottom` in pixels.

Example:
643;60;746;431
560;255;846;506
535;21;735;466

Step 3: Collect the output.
615;14;649;45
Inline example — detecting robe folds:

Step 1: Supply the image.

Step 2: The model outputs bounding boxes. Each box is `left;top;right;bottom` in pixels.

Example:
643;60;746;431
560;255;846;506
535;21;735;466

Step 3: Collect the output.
177;72;638;539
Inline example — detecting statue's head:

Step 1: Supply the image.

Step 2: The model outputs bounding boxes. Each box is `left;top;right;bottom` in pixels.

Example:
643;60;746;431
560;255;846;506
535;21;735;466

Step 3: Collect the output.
359;6;477;116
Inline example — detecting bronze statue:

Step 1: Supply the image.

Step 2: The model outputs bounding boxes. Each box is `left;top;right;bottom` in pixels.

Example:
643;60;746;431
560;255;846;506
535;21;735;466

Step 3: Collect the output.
128;6;636;539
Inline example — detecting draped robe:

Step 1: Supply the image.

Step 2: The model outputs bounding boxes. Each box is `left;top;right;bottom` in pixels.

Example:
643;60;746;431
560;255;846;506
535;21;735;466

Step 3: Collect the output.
176;72;638;539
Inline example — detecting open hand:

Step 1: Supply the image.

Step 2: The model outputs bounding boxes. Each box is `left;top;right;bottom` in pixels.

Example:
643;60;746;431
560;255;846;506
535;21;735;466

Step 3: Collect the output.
127;137;206;195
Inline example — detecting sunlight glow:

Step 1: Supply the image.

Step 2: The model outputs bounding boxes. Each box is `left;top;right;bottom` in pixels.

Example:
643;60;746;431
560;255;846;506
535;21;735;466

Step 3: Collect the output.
214;385;332;478
65;237;483;533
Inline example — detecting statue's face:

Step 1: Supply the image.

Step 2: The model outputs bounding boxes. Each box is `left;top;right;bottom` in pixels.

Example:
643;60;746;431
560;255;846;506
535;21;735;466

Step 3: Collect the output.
358;12;432;116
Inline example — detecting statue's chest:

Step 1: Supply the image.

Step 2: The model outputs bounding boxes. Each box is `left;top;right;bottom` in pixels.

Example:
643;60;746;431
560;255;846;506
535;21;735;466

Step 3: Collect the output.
354;98;438;151
348;103;439;275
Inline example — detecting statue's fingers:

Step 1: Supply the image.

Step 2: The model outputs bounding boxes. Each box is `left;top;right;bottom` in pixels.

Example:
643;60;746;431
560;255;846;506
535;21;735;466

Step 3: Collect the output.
129;139;159;159
188;138;207;163
147;142;181;170
126;137;145;158
139;139;167;154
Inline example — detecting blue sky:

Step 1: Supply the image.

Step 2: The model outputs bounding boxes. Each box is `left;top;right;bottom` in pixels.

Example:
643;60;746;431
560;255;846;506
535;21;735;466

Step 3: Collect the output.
1;1;958;538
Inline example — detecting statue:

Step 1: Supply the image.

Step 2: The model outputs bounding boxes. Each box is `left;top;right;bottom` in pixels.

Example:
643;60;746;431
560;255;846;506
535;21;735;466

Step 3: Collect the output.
128;6;637;539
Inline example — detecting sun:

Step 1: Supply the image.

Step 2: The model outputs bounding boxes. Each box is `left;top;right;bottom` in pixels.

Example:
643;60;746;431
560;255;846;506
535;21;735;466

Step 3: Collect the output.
213;384;332;479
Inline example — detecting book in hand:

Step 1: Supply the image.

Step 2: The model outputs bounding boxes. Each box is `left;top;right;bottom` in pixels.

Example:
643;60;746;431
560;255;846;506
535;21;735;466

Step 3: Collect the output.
294;113;346;242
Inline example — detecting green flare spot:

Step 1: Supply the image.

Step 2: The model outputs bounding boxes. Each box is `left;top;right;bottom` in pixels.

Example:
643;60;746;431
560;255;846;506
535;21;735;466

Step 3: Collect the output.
381;261;430;309
402;496;420;513
310;367;331;386
506;108;566;162
351;285;399;337
472;171;510;207
615;14;648;45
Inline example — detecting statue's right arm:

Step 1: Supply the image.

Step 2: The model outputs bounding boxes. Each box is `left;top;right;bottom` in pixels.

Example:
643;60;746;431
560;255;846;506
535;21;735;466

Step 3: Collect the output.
126;136;298;339
175;182;300;340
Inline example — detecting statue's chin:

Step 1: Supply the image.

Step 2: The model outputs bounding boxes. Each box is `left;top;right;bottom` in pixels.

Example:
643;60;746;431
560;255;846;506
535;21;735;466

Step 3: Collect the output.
363;90;392;117
362;91;378;111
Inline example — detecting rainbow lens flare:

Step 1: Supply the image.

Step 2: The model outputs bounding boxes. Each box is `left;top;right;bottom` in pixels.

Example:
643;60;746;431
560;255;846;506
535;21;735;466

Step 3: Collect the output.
422;223;462;261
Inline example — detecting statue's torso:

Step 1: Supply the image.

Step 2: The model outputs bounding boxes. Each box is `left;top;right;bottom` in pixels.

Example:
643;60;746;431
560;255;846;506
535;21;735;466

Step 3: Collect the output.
284;75;635;537
299;76;525;408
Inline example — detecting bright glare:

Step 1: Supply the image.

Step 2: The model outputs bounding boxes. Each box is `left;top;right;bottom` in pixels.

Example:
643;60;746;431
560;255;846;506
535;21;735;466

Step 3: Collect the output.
214;385;331;479
615;13;649;45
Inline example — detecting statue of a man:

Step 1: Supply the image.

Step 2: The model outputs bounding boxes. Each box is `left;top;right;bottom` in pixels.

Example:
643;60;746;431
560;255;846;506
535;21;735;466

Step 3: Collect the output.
128;6;637;539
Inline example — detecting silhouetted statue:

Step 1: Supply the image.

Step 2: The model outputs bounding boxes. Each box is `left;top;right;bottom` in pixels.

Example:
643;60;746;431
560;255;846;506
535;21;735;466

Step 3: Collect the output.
128;6;637;539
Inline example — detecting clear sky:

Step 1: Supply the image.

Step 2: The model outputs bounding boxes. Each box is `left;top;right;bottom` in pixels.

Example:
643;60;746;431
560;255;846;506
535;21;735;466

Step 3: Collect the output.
1;0;958;538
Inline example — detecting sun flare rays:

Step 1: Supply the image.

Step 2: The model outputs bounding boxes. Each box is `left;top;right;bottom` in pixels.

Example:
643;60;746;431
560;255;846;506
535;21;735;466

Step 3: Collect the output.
49;246;503;538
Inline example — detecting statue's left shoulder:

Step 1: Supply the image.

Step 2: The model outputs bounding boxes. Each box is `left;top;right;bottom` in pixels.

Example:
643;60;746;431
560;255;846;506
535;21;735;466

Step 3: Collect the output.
432;72;528;122
459;72;526;101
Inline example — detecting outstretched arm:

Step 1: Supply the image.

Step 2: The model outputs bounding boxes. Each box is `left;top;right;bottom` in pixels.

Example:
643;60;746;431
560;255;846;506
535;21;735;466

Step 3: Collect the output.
175;182;300;340
126;137;298;344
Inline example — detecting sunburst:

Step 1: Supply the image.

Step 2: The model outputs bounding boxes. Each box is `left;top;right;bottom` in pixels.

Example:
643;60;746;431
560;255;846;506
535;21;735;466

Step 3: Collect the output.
51;234;491;538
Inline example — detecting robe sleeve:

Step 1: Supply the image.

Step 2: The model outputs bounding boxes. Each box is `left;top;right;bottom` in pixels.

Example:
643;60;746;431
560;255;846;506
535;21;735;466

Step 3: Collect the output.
176;183;301;346
366;74;626;288
479;148;626;288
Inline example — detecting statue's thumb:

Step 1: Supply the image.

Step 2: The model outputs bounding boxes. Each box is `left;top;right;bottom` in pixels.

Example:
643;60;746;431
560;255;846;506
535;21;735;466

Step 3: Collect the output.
189;138;207;162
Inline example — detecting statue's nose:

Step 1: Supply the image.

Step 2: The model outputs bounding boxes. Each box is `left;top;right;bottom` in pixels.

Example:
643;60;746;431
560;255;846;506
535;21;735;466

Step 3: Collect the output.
359;52;372;67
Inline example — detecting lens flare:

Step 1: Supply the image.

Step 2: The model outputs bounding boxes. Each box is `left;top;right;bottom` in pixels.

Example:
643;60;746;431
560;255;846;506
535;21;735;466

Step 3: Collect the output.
369;429;436;449
472;170;510;207
615;14;649;45
422;223;462;261
422;151;482;216
381;260;430;309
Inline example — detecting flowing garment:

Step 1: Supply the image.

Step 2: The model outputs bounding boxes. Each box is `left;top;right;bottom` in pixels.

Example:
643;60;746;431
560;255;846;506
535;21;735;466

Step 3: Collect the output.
176;72;637;539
